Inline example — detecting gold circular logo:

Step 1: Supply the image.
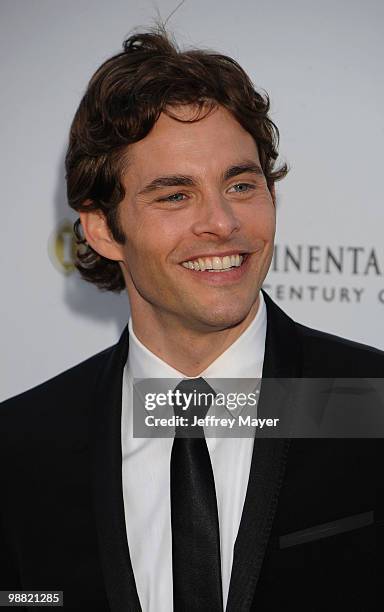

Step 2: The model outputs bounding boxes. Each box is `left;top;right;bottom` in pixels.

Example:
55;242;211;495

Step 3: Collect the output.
48;219;77;275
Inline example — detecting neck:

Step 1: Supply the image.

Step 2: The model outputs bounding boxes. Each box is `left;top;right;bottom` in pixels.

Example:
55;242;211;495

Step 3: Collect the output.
129;297;260;377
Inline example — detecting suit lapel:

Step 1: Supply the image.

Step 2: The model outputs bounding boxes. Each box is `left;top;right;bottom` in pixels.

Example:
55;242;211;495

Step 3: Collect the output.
226;291;302;611
90;327;142;612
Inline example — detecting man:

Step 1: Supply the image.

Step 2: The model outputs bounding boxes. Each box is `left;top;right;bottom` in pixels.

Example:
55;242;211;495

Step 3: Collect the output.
1;27;383;612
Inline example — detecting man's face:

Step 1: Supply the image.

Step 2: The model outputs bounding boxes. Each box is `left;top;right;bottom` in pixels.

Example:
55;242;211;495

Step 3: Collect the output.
115;105;275;332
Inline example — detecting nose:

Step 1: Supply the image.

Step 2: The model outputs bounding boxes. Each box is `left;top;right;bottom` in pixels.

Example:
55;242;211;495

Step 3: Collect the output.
191;193;240;240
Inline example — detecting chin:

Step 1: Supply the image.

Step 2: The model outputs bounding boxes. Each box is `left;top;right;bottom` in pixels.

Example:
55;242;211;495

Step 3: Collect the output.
191;302;255;331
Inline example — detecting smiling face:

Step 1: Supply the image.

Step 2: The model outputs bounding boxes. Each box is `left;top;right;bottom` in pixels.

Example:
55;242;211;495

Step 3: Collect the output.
85;105;276;336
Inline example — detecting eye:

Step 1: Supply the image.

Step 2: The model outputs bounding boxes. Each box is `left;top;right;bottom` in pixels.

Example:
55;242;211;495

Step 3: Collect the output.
157;192;187;203
229;182;256;194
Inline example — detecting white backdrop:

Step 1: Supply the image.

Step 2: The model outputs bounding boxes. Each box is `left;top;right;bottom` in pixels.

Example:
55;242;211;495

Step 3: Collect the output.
1;0;383;401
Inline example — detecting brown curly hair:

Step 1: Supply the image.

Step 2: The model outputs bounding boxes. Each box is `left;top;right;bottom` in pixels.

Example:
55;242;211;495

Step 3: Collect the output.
66;25;288;292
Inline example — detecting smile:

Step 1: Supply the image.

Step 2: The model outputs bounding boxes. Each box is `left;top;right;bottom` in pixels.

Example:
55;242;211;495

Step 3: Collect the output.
181;254;245;272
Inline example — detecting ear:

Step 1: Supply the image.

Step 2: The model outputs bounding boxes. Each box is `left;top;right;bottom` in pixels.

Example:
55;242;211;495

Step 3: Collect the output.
79;208;124;261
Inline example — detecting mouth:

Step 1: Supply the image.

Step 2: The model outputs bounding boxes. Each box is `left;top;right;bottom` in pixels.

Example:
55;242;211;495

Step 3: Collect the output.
180;253;248;272
178;252;251;284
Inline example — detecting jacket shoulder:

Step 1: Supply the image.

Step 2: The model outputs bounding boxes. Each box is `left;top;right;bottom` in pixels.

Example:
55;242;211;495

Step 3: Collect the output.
295;322;384;376
0;344;116;420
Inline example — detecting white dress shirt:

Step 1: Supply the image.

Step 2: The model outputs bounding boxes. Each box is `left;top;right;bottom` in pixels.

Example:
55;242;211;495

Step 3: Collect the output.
121;292;267;611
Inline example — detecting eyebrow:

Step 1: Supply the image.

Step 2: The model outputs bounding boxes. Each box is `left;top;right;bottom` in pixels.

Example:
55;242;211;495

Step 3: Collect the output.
137;161;264;195
138;175;195;195
223;161;264;181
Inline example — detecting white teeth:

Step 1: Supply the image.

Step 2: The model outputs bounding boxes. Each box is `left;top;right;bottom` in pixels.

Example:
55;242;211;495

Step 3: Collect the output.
181;254;245;271
222;256;231;269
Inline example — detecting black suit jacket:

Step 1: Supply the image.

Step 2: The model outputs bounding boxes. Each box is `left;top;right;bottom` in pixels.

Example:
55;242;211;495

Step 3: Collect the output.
1;292;383;611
